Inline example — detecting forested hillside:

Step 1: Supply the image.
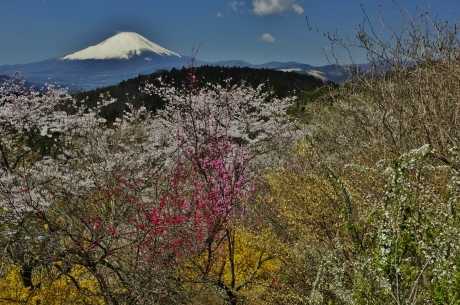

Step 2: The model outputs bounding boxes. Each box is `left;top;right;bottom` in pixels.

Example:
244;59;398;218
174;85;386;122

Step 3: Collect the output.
73;65;327;121
1;8;460;305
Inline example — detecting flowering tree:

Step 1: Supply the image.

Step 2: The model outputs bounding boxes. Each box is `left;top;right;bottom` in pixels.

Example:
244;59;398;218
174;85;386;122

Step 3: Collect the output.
0;76;180;303
143;57;297;304
0;56;297;304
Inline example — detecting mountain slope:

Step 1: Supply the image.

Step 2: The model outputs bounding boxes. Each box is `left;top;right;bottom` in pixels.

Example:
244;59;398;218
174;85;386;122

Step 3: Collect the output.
63;32;180;60
0;32;188;91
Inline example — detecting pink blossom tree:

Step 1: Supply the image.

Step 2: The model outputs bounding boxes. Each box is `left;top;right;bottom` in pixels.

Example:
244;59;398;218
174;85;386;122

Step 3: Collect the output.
0;57;297;303
143;57;297;303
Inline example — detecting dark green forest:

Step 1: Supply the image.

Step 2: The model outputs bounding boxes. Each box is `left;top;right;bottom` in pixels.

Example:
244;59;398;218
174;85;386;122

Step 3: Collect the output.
73;65;328;121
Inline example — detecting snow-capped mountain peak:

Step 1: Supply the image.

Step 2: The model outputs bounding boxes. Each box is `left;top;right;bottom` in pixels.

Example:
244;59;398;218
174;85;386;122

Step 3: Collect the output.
62;32;180;60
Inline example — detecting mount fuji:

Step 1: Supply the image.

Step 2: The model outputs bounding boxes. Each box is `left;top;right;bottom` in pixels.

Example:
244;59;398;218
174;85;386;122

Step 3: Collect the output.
0;32;194;91
0;32;348;91
62;32;181;60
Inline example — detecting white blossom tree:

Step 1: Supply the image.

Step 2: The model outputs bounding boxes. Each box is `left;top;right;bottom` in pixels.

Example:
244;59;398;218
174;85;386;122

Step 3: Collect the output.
0;60;298;304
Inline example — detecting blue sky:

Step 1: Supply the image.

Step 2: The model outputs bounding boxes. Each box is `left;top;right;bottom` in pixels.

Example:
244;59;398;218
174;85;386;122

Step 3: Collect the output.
1;0;458;66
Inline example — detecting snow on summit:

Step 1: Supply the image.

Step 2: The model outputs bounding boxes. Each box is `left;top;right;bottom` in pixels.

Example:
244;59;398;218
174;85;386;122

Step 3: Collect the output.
63;32;180;60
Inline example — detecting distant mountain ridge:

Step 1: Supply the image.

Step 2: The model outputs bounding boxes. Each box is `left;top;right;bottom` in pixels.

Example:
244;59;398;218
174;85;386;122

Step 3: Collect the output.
0;32;349;91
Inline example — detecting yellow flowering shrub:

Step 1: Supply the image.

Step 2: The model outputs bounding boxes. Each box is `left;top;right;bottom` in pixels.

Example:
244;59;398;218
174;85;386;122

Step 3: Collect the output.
0;263;104;304
179;226;281;304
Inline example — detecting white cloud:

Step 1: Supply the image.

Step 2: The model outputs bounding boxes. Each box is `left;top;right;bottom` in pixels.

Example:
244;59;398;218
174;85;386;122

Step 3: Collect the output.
252;0;304;17
259;33;276;43
216;12;224;18
229;1;244;11
292;3;304;14
229;1;238;11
